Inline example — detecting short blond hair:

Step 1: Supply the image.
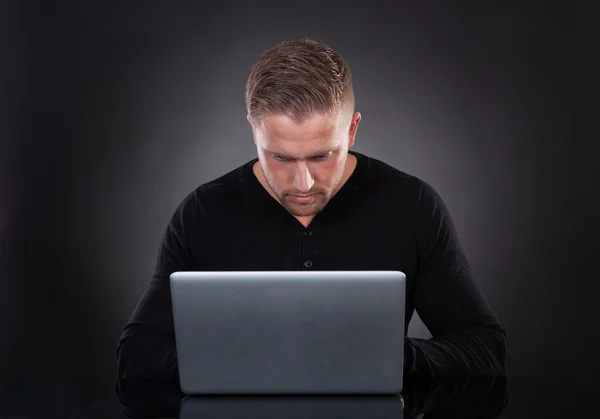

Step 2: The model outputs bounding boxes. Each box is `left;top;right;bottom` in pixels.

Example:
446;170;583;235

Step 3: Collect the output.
245;38;354;125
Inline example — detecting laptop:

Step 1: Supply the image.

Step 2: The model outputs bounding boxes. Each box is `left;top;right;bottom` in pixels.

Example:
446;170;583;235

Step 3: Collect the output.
170;270;406;395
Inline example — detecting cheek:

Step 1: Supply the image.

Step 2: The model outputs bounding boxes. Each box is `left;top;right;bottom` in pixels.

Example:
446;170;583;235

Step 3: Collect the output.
319;160;337;174
310;160;340;183
327;155;346;172
264;160;290;182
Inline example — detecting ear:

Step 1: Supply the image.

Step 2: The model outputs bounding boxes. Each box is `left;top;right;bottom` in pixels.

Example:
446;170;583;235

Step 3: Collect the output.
247;114;257;144
347;112;361;148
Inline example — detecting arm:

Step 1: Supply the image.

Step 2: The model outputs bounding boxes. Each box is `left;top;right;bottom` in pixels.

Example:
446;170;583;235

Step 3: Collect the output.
401;375;508;418
404;180;507;376
116;194;199;408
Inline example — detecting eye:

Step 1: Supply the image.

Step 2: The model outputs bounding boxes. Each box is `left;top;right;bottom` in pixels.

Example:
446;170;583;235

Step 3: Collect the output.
312;153;331;161
273;154;289;162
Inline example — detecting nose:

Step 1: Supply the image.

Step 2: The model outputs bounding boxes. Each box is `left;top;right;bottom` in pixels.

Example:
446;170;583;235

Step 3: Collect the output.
292;161;315;193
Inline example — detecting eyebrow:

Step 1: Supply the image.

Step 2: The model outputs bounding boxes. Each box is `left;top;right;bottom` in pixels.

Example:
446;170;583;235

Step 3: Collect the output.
268;146;340;160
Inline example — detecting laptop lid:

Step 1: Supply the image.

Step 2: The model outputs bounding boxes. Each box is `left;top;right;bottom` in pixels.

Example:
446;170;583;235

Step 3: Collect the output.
170;270;406;395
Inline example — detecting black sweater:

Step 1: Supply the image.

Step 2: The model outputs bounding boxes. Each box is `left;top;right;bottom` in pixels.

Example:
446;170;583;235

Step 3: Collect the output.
116;150;506;387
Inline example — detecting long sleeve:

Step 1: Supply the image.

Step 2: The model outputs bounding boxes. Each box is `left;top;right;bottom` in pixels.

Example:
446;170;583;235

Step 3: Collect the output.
401;375;508;418
116;194;199;408
404;180;507;376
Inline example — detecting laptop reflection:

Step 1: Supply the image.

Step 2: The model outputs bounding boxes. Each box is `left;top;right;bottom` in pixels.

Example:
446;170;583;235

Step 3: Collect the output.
179;394;404;419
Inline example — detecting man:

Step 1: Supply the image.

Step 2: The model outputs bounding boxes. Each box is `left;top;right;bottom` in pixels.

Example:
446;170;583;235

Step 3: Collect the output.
116;39;506;386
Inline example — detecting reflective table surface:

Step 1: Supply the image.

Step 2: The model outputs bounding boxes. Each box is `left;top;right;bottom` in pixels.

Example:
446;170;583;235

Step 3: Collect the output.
0;374;596;418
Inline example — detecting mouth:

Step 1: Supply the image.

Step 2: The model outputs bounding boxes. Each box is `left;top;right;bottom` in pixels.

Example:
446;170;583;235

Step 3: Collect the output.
288;194;316;204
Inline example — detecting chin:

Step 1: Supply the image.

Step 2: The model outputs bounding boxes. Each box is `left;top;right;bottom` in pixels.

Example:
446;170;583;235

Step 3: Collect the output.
288;208;321;217
286;200;328;217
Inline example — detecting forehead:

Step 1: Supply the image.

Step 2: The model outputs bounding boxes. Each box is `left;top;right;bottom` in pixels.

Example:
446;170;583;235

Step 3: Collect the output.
258;112;340;146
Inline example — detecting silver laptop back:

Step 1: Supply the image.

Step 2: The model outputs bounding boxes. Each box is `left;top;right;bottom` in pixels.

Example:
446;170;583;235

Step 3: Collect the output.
170;270;406;395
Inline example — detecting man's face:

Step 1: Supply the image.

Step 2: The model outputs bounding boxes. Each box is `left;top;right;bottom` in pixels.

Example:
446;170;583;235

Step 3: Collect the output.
251;110;360;217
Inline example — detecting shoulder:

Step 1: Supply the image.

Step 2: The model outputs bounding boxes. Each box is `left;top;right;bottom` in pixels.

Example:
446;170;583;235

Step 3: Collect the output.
356;152;452;226
360;154;457;244
358;152;437;203
167;161;250;225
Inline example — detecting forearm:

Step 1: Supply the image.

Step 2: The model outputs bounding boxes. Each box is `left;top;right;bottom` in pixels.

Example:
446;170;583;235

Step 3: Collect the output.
404;324;507;376
116;327;179;379
401;375;508;418
116;329;184;416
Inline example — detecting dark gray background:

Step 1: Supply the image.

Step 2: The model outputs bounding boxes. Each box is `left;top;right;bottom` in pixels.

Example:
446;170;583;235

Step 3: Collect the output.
1;0;598;390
